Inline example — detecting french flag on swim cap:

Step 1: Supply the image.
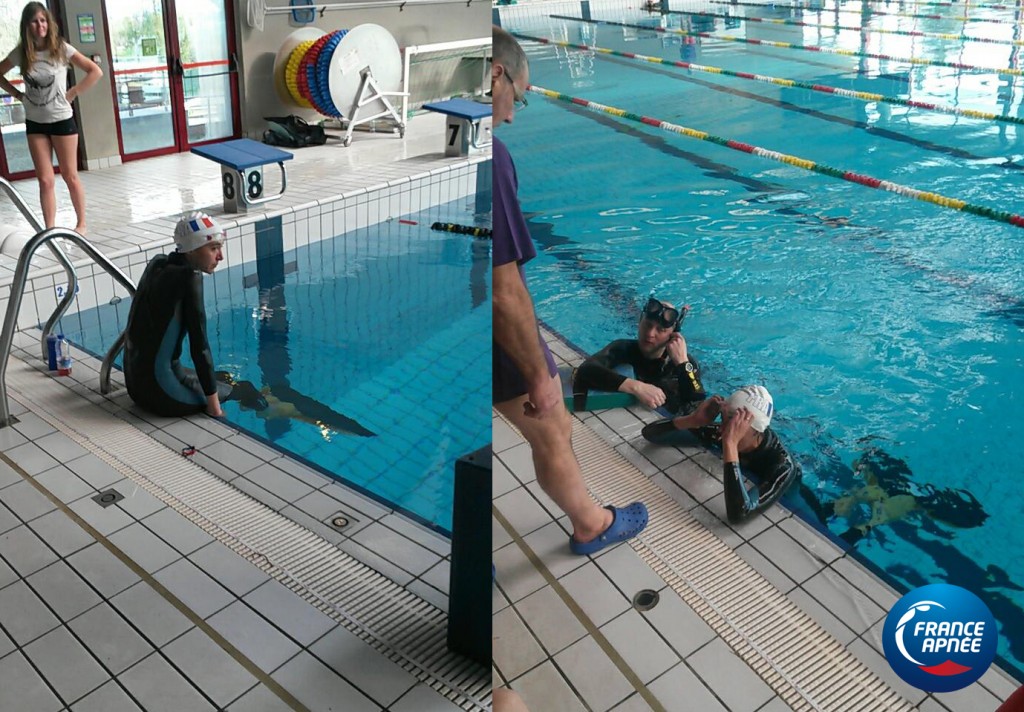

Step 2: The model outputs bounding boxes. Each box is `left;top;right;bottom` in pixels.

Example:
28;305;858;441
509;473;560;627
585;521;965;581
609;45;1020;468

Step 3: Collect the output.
190;216;215;233
175;211;223;252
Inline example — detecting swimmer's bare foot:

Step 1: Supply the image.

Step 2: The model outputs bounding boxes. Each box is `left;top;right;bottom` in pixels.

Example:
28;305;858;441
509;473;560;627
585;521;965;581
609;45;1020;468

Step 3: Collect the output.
74;225;87;236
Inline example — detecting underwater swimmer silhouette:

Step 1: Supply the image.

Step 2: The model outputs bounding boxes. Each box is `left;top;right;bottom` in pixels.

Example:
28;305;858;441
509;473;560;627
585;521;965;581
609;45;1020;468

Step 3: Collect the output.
216;372;375;438
821;447;987;546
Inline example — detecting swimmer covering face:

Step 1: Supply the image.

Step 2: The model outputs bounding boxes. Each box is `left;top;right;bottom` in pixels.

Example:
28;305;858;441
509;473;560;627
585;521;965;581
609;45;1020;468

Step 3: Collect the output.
643;385;800;523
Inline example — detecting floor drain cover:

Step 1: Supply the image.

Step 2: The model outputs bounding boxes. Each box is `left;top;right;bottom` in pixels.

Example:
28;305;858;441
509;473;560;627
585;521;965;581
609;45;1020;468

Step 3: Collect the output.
326;512;352;530
93;489;124;508
633;589;660;612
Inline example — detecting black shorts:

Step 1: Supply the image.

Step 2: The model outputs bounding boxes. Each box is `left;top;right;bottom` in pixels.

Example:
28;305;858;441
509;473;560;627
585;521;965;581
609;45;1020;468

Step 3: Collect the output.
25;117;78;136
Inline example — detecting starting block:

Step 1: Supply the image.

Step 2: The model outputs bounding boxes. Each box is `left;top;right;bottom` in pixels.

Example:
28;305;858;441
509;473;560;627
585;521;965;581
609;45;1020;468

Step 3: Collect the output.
423;99;492;157
191;138;294;213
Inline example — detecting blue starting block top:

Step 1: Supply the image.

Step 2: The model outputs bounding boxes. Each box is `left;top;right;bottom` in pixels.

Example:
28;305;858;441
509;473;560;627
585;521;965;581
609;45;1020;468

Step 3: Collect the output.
191;138;294;170
423;99;492;122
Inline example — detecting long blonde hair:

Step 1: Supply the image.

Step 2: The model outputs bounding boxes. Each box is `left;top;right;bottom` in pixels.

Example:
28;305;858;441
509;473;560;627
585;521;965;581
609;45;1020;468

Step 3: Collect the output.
18;2;67;74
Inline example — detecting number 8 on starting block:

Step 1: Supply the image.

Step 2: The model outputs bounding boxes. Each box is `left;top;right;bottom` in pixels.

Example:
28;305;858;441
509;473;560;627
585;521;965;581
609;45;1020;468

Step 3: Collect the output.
191;138;294;214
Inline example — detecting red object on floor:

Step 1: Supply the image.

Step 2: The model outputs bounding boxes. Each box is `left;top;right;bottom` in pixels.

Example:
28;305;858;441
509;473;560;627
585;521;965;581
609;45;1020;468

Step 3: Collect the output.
997;684;1024;712
399;219;417;225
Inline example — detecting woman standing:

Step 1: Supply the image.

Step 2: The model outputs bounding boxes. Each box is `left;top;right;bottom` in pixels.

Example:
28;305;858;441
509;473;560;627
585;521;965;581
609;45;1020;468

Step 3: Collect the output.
0;2;102;234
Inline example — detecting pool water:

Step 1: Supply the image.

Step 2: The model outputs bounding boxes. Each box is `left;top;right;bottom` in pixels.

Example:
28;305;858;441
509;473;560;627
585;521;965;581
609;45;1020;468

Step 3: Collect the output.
500;2;1024;679
60;197;492;535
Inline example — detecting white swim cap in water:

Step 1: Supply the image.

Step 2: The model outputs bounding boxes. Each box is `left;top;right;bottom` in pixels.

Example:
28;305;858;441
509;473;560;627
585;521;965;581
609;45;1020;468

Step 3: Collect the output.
726;385;774;433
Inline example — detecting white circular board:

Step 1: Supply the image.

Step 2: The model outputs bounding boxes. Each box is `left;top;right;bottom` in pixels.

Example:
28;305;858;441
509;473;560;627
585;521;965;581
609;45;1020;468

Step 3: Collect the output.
326;24;402;119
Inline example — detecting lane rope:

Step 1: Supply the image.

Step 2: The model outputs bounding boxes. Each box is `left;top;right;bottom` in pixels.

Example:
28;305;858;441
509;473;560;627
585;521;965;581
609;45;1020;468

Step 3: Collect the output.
514;32;1024;125
666;7;1024;48
843;0;1023;8
708;0;1024;26
430;222;493;237
550;14;1024;77
526;83;1024;229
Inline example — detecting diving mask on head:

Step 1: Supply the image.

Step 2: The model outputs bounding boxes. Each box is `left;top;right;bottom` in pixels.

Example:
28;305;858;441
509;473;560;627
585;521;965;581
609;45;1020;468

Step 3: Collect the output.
642;296;684;331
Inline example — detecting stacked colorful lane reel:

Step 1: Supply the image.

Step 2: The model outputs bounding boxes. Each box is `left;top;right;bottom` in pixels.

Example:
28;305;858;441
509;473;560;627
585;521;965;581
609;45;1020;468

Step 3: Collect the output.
272;24;403;123
285;38;316;109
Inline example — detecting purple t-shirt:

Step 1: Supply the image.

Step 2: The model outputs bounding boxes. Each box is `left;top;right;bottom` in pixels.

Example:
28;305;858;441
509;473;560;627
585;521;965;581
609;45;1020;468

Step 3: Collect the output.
493;136;536;268
492;136;557;403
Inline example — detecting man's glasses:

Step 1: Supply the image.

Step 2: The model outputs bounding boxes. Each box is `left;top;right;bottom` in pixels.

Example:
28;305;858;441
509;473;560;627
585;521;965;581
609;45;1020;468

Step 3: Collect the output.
643;297;682;329
504;72;528;111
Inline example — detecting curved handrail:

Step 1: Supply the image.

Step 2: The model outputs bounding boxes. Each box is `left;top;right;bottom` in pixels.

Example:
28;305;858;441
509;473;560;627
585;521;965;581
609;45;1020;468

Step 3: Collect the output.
0;178;79;360
98;332;127;396
0;227;136;428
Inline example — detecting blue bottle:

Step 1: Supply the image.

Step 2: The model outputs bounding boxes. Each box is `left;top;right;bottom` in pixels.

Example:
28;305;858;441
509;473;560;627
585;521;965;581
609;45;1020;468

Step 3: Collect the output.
46;334;58;371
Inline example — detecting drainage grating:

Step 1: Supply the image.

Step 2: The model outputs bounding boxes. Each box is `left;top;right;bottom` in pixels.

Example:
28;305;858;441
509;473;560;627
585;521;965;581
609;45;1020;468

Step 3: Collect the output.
326;513;353;531
632;589;659;612
8;361;489;711
92;488;124;508
503;410;913;712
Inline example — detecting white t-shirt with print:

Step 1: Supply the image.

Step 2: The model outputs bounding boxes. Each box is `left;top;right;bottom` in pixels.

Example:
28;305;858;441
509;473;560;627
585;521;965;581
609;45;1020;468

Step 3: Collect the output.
5;44;77;124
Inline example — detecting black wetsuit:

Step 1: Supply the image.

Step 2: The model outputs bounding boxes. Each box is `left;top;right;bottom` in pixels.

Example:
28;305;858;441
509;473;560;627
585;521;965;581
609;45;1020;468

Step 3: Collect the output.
124;252;230;416
574;339;706;414
643;420;801;524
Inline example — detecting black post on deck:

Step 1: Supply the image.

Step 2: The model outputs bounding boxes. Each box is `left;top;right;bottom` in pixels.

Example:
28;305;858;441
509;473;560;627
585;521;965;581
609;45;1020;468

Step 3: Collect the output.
447;444;492;666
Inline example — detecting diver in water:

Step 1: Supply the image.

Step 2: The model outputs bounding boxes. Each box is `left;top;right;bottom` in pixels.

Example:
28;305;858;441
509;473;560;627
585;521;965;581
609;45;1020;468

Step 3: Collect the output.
642;385;801;524
813;447;988;546
124;211;374;437
215;372;374;439
573;296;707;414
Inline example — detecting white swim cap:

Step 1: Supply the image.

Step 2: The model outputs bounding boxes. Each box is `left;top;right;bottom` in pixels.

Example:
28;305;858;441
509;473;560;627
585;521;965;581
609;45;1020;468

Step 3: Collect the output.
174;211;224;253
726;385;774;433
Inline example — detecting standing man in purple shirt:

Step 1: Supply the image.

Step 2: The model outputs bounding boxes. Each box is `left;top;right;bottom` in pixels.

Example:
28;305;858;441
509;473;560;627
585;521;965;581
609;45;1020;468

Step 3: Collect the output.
491;26;648;555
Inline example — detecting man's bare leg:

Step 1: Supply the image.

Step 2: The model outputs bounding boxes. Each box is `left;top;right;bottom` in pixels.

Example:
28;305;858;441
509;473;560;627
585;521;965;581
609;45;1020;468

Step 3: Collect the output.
493;687;530;712
495;373;612;544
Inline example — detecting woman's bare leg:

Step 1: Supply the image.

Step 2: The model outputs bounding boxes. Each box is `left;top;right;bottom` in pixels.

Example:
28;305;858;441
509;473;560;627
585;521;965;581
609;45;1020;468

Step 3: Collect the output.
26;134;57;228
52;133;86;233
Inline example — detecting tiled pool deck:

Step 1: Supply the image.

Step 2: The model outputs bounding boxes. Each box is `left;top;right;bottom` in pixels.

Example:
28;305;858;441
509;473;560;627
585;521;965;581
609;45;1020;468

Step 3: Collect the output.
492;326;1021;712
0;112;490;711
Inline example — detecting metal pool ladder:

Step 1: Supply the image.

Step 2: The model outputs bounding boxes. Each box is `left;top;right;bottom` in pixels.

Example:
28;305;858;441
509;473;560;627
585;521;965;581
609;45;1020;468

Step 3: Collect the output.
0;178;136;428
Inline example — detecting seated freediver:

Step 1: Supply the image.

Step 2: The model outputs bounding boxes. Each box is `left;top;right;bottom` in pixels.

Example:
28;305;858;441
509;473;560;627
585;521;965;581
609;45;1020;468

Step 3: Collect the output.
123;212;375;437
573;296;707;413
642;385;800;524
124;211;241;417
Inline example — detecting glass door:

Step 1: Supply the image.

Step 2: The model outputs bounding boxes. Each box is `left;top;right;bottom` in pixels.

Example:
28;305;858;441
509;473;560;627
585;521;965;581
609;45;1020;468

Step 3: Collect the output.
0;0;46;178
105;0;236;160
167;0;237;147
107;1;176;157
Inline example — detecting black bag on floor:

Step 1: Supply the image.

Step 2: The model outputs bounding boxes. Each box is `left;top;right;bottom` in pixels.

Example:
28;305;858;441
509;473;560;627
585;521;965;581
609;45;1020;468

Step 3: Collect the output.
262;115;327;148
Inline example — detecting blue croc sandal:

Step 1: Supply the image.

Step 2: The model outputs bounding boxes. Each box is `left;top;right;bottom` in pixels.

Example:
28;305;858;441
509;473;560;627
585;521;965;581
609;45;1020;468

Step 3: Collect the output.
569;502;649;555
